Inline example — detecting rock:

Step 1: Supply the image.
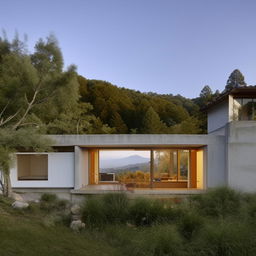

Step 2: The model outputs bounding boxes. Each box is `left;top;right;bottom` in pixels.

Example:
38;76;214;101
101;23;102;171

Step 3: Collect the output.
70;220;85;232
72;214;81;221
11;193;23;202
71;204;81;215
12;201;29;209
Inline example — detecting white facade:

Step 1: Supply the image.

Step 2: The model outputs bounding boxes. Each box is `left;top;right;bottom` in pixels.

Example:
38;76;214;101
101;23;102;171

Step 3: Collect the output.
11;152;74;188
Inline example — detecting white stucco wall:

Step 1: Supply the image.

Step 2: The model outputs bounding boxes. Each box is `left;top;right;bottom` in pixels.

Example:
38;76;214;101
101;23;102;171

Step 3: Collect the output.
227;121;256;192
11;153;74;188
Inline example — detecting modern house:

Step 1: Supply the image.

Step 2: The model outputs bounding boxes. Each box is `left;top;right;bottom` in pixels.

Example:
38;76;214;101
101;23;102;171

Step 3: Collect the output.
9;87;256;200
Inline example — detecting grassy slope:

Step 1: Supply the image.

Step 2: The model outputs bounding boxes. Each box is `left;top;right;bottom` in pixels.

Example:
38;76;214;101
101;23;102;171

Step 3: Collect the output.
0;197;119;256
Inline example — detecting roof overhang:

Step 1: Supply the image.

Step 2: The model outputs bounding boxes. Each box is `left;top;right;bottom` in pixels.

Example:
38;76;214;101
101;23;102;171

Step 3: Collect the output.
206;86;256;112
47;134;221;148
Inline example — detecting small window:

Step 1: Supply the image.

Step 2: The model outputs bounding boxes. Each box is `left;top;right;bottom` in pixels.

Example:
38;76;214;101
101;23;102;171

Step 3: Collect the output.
17;154;48;180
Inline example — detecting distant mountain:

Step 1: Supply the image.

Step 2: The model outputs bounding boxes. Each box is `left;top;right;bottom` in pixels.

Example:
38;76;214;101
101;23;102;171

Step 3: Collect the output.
100;154;150;169
101;162;150;174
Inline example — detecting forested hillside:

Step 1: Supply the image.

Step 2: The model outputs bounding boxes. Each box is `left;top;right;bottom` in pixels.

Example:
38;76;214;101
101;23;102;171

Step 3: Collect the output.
77;76;205;134
0;35;242;135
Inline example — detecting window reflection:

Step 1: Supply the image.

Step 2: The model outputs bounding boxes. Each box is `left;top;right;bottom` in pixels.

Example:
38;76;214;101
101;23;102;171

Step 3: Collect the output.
233;98;256;121
153;150;189;182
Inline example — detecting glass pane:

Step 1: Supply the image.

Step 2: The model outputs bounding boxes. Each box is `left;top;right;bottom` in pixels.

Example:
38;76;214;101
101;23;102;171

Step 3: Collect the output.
233;98;242;121
153;150;177;182
240;99;254;120
99;150;150;188
179;150;189;181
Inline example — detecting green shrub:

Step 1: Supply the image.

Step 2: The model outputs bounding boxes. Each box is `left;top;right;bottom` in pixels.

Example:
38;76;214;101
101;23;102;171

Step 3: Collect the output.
149;225;183;256
39;193;68;213
177;209;203;240
191;220;256;256
102;224;183;256
40;193;57;203
102;193;129;224
128;198;165;226
81;196;107;228
191;187;241;218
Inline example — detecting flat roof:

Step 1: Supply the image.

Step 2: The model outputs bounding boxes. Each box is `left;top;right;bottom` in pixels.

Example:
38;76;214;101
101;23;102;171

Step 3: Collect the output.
48;134;223;147
206;86;256;111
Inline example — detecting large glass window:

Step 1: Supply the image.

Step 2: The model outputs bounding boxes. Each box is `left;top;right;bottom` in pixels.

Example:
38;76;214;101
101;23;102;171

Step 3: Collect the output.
153;150;189;182
17;154;48;180
89;148;202;189
99;150;150;188
233;98;256;121
153;150;177;182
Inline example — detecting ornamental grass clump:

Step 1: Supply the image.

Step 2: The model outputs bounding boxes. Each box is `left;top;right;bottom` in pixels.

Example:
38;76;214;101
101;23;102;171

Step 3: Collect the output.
190;187;241;218
128;197;166;226
81;193;129;228
102;193;129;224
176;209;204;240
190;220;256;256
81;196;107;228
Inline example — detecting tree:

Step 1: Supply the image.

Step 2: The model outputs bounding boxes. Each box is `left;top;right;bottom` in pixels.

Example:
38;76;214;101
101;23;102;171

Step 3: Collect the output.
0;128;52;196
0;34;80;196
110;112;128;134
225;69;247;91
0;34;79;130
200;85;213;99
141;107;167;134
169;117;202;134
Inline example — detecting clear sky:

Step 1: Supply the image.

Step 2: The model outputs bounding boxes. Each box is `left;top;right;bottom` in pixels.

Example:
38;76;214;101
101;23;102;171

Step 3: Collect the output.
1;0;256;98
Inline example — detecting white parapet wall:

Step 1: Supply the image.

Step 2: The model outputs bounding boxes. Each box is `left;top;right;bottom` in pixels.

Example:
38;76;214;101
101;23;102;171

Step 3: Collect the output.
11;152;75;188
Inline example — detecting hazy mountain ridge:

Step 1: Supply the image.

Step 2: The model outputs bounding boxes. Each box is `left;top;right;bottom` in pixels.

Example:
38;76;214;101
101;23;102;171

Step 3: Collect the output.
100;154;150;169
101;162;150;174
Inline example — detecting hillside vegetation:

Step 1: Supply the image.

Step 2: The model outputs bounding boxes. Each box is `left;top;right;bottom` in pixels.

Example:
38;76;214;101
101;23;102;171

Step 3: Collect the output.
1;187;256;256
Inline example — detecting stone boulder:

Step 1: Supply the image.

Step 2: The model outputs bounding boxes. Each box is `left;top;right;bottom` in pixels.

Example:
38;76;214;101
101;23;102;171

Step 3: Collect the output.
70;220;85;232
11;192;24;202
71;204;81;215
12;201;29;209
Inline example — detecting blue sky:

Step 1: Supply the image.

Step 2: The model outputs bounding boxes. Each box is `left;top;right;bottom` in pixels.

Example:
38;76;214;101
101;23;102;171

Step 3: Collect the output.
1;0;256;98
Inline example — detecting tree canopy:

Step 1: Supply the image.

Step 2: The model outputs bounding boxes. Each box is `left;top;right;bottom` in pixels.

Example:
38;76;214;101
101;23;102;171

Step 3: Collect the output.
225;69;247;91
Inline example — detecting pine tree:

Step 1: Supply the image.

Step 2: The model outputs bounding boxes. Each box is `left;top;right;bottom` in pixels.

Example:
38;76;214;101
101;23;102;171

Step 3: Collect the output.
200;85;213;99
110;112;128;134
225;69;247;91
141;107;167;134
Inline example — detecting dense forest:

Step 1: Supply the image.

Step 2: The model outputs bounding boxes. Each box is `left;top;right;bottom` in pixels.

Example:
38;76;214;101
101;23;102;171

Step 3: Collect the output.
0;35;247;135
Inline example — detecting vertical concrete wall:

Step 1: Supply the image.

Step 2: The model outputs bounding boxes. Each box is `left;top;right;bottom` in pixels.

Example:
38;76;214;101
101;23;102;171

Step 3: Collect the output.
74;146;88;189
206;136;227;188
208;100;229;133
227;122;256;192
11;153;74;188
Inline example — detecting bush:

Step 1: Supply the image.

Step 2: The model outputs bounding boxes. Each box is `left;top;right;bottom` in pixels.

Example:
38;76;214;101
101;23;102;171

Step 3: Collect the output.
103;193;129;224
81;196;107;228
102;224;183;256
39;193;68;213
40;193;57;203
191;220;256;256
128;198;165;226
81;193;130;228
177;209;203;240
149;225;184;256
190;187;241;218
